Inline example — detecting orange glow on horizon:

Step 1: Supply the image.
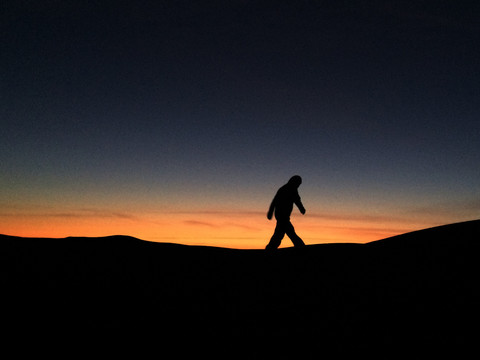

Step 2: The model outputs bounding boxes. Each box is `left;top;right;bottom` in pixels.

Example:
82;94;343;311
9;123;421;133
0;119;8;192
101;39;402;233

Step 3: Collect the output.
0;210;434;249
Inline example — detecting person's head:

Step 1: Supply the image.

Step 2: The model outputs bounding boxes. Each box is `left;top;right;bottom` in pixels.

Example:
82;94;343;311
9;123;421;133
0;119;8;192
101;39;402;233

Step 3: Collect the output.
288;175;302;188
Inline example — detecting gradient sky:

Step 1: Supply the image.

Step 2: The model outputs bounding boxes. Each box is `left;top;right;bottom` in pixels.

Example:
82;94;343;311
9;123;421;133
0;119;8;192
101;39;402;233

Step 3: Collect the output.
2;1;479;248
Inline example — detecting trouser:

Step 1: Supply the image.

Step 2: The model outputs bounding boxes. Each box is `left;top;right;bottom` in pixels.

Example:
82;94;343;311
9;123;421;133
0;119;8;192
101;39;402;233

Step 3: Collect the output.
266;219;305;249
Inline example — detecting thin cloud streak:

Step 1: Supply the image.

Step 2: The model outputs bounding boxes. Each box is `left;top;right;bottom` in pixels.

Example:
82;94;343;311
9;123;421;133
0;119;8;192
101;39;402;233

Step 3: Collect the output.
0;209;140;221
183;220;218;228
164;210;266;217
183;219;261;232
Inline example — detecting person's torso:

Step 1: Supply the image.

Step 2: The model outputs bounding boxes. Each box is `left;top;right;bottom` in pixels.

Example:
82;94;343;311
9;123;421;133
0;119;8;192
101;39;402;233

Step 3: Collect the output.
274;185;298;220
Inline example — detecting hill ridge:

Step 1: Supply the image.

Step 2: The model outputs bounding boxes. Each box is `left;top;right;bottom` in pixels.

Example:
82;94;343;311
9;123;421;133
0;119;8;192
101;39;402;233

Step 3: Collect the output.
1;219;478;353
2;219;479;251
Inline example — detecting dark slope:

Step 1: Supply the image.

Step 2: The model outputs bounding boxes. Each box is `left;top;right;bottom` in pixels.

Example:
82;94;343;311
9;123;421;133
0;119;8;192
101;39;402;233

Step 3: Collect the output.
1;220;479;354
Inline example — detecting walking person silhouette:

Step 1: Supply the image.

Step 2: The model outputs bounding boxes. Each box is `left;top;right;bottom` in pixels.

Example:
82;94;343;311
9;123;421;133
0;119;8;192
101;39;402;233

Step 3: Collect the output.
266;175;306;249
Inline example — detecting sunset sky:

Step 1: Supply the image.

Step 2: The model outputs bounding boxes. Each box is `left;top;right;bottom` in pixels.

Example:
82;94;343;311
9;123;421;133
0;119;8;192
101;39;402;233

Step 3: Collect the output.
2;1;479;248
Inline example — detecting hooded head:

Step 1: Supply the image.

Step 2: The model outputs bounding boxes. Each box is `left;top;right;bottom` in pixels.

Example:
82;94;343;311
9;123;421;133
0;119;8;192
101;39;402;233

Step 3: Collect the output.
288;175;302;188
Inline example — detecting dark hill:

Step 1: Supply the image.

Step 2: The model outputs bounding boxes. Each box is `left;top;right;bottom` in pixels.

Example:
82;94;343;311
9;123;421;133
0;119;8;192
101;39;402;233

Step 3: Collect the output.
1;220;479;355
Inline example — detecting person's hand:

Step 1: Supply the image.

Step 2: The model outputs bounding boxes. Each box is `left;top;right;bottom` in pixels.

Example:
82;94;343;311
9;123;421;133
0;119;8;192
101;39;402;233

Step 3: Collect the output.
267;212;273;220
300;208;306;215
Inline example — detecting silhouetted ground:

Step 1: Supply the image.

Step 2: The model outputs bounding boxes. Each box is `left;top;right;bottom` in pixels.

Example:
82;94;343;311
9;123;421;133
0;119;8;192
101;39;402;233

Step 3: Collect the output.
1;220;478;356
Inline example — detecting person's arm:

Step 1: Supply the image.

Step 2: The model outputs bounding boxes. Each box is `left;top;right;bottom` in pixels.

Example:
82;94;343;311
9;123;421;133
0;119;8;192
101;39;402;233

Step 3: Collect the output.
267;196;276;220
294;194;306;215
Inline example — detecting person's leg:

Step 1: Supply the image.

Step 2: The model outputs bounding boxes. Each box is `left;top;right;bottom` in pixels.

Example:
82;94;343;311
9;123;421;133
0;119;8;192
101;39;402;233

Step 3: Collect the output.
285;221;305;247
266;222;286;250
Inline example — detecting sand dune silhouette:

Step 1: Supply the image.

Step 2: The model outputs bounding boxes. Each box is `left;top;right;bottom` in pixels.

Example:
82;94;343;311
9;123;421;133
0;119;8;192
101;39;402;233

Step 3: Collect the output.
1;220;478;355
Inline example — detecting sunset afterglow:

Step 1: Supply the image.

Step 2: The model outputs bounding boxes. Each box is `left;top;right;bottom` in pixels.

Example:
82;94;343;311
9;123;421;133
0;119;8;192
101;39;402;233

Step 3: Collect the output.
2;191;472;248
2;2;478;248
